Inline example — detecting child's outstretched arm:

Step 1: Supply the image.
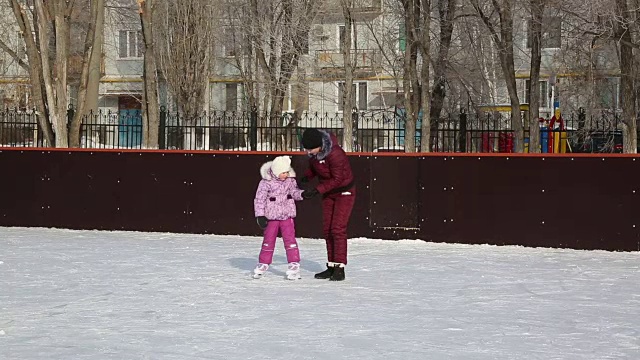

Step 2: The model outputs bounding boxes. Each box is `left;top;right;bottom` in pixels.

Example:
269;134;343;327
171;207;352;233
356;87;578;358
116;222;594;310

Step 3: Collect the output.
288;178;305;201
254;180;269;216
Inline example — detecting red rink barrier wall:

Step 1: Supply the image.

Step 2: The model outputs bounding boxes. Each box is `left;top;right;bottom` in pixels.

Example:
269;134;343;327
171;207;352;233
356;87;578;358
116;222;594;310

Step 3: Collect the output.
0;148;638;251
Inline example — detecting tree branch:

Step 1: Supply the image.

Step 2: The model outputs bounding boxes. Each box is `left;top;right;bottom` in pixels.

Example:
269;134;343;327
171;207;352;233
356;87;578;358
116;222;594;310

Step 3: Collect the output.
0;39;28;71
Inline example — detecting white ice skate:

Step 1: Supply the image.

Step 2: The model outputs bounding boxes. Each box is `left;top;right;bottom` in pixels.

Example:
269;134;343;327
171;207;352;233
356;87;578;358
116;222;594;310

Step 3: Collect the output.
252;263;269;279
286;262;301;280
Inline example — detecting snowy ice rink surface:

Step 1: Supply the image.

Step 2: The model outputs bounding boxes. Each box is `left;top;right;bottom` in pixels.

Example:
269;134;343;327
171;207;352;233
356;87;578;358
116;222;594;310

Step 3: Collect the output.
1;227;639;360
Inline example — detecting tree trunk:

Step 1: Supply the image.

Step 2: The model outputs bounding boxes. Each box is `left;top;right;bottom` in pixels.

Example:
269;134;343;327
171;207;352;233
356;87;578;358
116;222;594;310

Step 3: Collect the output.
139;0;160;149
270;85;287;124
84;1;103;116
34;0;70;148
419;0;431;153
500;3;523;152
615;0;637;153
10;0;55;146
430;0;456;125
53;1;70;148
473;0;523;152
70;0;104;148
402;0;421;153
504;52;523;153
527;0;544;153
341;1;354;152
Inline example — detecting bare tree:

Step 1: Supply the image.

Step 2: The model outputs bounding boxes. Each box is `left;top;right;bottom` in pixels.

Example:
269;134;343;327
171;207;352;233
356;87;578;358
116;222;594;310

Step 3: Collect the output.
419;0;431;152
70;0;105;147
82;0;103;116
222;0;318;149
471;0;524;152
221;3;258;110
401;0;431;152
9;0;56;146
562;0;638;152
156;0;213;121
6;0;104;147
614;0;637;153
248;0;319;119
456;16;500;109
0;2;50;114
526;0;545;153
341;0;356;151
35;0;73;147
430;0;456;123
138;0;160;148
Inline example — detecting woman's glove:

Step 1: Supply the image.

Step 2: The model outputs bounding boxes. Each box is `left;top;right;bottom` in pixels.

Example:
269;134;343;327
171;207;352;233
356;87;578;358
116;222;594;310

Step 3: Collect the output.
302;189;319;199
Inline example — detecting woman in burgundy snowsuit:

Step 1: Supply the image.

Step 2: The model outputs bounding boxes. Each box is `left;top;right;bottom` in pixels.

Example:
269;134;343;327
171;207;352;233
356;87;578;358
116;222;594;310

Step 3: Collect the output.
300;128;355;281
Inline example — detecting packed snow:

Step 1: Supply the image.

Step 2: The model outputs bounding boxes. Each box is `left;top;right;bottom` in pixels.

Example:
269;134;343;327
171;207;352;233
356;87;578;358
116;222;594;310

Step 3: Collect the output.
1;227;639;359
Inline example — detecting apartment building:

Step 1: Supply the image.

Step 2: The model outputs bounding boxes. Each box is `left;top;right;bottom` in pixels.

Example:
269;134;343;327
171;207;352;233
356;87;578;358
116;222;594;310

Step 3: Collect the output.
0;1;621;122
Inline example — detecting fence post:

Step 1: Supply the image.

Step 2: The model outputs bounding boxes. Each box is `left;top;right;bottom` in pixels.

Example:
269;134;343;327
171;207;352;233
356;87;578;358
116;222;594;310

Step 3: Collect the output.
159;106;166;149
67;104;74;133
458;108;467;152
352;108;359;151
30;107;41;147
250;106;258;151
577;107;585;130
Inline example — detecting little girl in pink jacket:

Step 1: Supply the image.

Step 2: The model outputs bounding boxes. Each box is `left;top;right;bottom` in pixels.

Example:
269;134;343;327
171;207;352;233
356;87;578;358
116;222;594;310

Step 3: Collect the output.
253;156;305;279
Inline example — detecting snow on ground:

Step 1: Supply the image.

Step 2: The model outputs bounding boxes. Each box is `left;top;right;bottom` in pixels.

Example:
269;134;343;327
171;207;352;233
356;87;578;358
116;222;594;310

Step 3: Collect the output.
1;227;639;359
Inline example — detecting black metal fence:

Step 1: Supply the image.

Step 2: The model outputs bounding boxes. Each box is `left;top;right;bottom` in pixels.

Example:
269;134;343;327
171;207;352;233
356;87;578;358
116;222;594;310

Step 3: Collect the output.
0;107;635;153
0;109;43;147
80;109;143;149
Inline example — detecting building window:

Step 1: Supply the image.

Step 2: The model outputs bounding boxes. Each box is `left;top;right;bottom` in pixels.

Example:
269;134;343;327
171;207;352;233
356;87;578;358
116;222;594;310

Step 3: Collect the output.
338;25;356;52
525;80;549;108
225;83;238;111
223;27;249;57
16;35;25;61
16;31;36;61
358;82;367;110
119;30;143;58
398;22;406;52
223;28;237;57
287;83;310;112
527;17;561;49
302;35;310;55
596;78;619;109
338;82;367;111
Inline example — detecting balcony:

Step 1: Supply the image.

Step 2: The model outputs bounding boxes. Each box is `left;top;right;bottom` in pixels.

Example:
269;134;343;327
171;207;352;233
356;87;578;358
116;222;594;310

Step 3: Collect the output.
317;0;382;20
315;49;381;77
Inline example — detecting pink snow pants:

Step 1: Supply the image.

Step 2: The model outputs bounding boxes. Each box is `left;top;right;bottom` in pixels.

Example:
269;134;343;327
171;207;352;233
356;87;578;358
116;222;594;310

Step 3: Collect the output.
258;218;300;264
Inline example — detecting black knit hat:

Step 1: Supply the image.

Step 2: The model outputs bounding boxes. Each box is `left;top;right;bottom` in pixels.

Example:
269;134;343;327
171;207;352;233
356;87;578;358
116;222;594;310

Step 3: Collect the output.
301;128;323;149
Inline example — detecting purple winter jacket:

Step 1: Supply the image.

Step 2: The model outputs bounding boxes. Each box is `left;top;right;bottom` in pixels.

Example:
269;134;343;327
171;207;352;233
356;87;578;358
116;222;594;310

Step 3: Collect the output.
254;161;304;220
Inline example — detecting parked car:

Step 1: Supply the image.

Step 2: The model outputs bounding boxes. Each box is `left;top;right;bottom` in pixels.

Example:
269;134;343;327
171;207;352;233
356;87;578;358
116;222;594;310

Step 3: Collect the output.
569;130;623;153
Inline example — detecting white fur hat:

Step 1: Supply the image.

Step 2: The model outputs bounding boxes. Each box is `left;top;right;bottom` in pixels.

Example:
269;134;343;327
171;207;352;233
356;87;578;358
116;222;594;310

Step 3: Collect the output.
271;155;292;175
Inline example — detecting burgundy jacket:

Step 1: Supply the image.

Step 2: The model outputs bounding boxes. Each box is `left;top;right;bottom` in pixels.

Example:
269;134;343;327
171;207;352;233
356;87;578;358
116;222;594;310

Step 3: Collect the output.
304;131;354;196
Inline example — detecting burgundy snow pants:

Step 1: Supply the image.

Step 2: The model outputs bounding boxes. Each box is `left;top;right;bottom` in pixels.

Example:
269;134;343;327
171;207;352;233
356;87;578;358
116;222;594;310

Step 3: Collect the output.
322;189;356;265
